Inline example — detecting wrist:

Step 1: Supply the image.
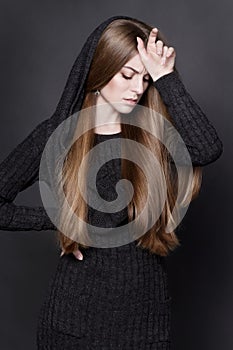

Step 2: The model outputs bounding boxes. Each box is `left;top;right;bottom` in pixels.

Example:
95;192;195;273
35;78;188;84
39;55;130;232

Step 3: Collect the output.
152;69;175;83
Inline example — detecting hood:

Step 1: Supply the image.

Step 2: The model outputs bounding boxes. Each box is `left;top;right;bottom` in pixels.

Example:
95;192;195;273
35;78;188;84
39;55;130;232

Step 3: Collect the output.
48;15;138;132
39;15;138;209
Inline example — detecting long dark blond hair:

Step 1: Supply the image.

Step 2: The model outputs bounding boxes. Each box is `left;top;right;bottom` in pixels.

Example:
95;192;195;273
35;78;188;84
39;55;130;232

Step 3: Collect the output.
55;18;202;256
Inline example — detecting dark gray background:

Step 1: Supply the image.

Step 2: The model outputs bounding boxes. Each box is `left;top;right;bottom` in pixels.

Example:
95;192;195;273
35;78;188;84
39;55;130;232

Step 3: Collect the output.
0;1;231;349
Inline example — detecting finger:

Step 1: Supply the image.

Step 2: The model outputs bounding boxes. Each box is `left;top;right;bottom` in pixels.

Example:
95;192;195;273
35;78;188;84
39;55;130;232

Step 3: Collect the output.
166;47;175;58
147;28;158;49
156;40;164;56
161;46;168;65
136;36;148;60
73;249;83;260
60;250;64;257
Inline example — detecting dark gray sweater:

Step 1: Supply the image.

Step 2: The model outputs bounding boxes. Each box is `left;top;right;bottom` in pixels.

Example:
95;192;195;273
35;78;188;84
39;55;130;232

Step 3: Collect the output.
0;71;223;232
0;14;224;349
35;75;223;346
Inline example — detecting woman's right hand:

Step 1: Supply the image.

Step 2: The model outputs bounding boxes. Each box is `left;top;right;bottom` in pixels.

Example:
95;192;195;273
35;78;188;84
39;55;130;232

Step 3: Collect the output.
60;248;83;260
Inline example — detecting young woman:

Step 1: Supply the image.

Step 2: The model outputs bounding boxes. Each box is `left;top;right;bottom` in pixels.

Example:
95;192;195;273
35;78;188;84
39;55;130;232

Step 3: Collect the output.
0;15;223;349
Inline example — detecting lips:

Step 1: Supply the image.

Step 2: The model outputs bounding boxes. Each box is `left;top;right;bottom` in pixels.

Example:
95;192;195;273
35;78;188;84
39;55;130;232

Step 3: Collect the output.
123;98;138;104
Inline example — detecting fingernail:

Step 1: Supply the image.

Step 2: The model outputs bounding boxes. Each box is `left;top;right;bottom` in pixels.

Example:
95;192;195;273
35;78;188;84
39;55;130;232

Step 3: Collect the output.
78;254;83;260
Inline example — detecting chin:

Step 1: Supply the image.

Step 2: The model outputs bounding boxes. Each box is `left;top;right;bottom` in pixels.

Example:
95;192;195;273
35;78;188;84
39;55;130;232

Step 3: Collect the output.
115;104;136;114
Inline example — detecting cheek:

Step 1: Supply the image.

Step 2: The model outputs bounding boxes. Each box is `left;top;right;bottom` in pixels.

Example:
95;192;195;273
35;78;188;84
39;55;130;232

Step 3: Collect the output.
107;76;127;96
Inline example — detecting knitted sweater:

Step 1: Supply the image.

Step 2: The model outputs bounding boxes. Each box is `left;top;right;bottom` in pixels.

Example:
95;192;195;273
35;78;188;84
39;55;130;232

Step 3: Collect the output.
35;80;223;347
0;14;224;349
0;71;223;233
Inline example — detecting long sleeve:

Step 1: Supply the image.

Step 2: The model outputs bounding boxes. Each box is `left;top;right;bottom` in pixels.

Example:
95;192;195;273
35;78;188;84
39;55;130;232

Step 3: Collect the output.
153;70;223;166
0;118;57;231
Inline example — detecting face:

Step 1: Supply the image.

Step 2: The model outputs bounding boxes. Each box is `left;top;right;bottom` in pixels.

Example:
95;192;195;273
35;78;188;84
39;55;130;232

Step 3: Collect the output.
97;54;150;114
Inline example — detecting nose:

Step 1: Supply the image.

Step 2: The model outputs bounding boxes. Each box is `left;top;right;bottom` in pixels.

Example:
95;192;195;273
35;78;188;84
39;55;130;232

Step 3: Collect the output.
131;76;144;95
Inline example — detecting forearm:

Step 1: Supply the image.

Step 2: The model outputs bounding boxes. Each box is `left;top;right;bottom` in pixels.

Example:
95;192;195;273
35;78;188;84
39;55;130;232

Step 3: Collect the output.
0;201;57;231
153;71;223;166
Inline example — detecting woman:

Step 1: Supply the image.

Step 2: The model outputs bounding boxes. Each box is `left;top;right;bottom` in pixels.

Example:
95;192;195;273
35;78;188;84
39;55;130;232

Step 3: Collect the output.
0;15;223;349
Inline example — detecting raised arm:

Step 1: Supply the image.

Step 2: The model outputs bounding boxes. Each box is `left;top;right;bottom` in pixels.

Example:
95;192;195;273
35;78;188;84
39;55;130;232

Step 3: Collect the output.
136;28;223;166
0;118;57;231
153;70;223;166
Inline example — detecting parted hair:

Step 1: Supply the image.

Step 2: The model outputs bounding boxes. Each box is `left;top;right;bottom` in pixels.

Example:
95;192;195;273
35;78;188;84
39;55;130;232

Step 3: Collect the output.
56;18;202;256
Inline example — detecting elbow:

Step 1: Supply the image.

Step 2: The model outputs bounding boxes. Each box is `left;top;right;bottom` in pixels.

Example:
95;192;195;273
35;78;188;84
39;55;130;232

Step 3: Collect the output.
191;138;224;166
0;200;14;229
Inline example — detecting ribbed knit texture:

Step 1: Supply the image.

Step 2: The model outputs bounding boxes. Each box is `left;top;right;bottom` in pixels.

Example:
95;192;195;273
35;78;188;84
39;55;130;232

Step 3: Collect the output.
87;132;128;229
0;15;132;232
37;243;172;349
0;14;223;349
0;71;223;231
153;71;223;166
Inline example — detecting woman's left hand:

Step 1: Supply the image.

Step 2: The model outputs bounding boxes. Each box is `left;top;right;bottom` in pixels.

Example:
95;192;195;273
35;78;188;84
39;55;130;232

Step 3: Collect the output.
136;28;176;82
60;248;83;260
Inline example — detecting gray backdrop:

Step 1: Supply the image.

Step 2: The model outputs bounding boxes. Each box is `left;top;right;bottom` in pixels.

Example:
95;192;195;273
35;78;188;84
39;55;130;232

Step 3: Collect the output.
0;1;231;349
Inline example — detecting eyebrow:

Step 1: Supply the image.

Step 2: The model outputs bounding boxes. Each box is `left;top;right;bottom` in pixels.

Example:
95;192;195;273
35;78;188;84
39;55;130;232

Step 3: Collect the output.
123;65;150;76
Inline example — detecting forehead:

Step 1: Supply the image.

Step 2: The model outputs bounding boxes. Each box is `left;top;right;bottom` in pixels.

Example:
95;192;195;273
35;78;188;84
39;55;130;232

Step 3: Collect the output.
123;54;148;74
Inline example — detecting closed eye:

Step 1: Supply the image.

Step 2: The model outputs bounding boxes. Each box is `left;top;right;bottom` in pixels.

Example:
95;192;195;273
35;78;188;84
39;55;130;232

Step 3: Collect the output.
122;74;132;80
122;74;150;82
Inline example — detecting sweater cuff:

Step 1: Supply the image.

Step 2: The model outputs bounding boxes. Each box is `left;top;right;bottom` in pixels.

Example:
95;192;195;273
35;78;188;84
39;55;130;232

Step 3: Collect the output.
152;70;187;101
152;71;183;90
152;70;180;85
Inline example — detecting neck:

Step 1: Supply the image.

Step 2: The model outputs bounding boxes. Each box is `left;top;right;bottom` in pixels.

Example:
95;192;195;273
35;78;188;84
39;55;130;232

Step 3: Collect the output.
94;95;121;134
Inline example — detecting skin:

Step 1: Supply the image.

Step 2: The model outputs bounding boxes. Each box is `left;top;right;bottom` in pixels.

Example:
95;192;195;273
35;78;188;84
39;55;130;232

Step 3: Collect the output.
61;27;176;260
136;27;176;82
94;54;151;134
